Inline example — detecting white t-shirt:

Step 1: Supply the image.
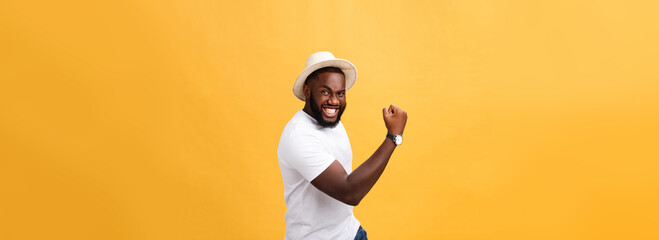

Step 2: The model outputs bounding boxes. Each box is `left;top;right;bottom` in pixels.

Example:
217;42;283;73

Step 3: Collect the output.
277;110;361;240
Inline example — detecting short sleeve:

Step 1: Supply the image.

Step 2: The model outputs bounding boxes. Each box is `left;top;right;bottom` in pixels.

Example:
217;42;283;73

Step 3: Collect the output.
280;131;336;182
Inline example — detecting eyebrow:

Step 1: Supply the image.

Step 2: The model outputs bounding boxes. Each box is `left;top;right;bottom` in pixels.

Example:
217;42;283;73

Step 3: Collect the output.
321;85;346;92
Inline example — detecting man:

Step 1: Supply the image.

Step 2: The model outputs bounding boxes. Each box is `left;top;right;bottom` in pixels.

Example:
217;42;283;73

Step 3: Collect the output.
278;51;407;240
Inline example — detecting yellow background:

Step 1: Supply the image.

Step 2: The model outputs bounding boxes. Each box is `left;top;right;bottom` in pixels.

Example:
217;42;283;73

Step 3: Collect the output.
1;0;658;239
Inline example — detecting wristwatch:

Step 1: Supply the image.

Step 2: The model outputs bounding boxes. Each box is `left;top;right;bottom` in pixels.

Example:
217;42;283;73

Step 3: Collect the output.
386;133;403;146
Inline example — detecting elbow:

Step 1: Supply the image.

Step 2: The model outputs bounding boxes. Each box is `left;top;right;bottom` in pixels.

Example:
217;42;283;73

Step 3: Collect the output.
346;199;361;206
328;192;360;206
340;181;363;206
341;194;362;206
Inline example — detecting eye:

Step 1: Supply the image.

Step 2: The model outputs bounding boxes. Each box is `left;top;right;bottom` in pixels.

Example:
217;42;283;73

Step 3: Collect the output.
321;90;329;95
338;92;345;97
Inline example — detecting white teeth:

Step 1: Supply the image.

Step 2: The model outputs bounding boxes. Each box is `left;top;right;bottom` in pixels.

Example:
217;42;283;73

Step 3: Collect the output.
325;108;336;114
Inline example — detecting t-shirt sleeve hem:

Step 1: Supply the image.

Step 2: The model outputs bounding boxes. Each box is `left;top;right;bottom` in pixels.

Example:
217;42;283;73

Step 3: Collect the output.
305;154;336;182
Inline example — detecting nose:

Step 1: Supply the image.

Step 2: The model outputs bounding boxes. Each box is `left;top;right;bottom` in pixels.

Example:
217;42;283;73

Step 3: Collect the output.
328;93;340;105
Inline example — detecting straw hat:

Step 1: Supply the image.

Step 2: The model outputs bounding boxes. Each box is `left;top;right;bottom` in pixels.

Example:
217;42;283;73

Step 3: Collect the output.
293;51;357;101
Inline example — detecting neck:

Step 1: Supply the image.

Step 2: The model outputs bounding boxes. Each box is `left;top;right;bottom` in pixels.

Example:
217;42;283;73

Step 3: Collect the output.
302;101;313;117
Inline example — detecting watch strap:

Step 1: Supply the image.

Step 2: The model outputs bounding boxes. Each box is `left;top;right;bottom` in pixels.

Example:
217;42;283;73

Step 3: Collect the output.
386;133;401;145
386;133;396;140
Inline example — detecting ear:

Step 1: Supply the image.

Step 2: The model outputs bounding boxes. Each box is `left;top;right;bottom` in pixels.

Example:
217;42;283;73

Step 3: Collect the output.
303;84;310;100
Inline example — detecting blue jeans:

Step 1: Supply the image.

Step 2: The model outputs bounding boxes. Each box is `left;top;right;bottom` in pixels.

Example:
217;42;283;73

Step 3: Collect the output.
354;226;368;240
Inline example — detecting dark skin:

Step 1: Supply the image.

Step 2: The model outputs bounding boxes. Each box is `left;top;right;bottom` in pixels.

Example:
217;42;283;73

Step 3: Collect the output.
304;71;408;206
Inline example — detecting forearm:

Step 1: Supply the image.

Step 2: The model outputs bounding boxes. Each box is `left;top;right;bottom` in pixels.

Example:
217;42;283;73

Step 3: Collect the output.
345;138;397;204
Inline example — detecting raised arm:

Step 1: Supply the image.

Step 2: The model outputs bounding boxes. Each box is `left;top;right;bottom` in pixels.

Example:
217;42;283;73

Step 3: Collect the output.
311;105;407;206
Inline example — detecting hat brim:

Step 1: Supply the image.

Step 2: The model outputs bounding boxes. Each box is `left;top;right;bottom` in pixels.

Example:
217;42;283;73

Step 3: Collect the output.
293;59;357;101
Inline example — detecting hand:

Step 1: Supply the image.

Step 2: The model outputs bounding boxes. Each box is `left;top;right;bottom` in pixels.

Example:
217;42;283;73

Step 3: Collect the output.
382;104;407;135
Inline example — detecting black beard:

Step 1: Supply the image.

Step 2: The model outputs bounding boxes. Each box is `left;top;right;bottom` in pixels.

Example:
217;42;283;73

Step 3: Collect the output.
309;93;345;128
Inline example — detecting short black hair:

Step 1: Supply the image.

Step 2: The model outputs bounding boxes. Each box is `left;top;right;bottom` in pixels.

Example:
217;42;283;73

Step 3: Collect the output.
304;67;344;85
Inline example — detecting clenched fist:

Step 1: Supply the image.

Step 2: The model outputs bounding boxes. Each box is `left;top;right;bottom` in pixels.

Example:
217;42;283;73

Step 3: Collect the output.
382;105;407;135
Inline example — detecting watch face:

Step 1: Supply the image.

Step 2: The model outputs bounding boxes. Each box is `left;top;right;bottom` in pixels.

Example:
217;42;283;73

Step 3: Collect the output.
394;135;403;145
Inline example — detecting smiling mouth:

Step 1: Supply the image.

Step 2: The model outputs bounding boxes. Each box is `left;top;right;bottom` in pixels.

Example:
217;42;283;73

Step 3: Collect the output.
322;107;339;118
